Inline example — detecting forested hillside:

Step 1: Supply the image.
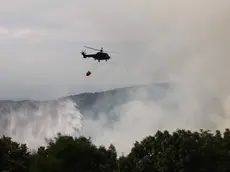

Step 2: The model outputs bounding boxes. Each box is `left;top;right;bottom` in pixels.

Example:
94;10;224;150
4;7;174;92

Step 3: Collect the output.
64;83;171;118
1;129;230;172
0;83;171;119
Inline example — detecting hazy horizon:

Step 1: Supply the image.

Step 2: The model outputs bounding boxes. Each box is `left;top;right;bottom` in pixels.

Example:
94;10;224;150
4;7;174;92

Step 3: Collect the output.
1;0;229;100
0;0;230;155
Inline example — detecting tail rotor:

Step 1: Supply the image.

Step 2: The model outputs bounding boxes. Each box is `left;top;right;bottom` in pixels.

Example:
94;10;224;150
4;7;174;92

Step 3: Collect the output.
81;50;86;58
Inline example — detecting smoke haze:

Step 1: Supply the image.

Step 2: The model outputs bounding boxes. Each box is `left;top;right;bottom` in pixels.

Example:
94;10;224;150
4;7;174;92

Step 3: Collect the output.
80;0;230;155
0;99;83;150
0;0;230;156
0;0;229;100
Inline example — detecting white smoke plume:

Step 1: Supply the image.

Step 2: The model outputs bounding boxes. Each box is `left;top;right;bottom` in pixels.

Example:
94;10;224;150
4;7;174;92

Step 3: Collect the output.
1;0;230;157
0;99;83;150
80;0;230;155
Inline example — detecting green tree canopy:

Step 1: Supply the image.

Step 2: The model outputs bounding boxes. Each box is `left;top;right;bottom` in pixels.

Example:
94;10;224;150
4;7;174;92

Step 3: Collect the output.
2;129;230;172
0;135;31;172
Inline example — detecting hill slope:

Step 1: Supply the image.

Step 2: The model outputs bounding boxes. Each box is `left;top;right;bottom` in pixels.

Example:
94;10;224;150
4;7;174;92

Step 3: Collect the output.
63;83;171;118
0;82;226;154
0;83;171;118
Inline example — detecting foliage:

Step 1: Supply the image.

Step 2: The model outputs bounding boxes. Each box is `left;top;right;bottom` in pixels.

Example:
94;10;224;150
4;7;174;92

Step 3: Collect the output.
0;136;31;172
1;129;230;172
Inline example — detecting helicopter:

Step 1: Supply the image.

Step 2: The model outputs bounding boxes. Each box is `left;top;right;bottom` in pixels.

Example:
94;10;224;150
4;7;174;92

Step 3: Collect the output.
81;46;111;62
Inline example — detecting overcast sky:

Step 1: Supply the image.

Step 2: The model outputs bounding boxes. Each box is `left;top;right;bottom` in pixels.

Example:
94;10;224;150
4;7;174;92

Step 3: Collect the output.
0;0;230;100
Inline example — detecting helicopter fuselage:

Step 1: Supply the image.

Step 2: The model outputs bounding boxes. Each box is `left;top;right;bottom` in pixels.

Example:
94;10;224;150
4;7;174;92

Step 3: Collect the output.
81;51;110;61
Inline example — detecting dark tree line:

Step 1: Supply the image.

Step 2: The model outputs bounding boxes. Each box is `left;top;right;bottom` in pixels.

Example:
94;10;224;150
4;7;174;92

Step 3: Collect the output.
1;129;230;172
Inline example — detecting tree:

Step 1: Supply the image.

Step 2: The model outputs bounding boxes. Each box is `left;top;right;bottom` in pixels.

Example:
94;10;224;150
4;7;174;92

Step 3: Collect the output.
0;135;31;172
29;133;118;172
118;129;230;172
2;128;230;172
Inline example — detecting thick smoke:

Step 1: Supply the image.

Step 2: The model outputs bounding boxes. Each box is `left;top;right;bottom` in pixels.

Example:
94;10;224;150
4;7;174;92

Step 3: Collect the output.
80;0;230;155
1;0;230;156
0;99;83;150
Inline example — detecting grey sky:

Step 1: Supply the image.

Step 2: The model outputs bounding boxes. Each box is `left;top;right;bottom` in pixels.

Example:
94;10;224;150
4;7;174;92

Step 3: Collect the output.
0;0;230;100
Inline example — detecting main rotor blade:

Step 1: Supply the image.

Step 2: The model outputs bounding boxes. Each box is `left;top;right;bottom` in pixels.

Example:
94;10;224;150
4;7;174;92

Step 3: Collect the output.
84;46;101;51
84;46;119;54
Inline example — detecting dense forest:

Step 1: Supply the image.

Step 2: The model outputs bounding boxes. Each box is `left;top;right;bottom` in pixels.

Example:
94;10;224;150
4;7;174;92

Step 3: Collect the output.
1;129;230;172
